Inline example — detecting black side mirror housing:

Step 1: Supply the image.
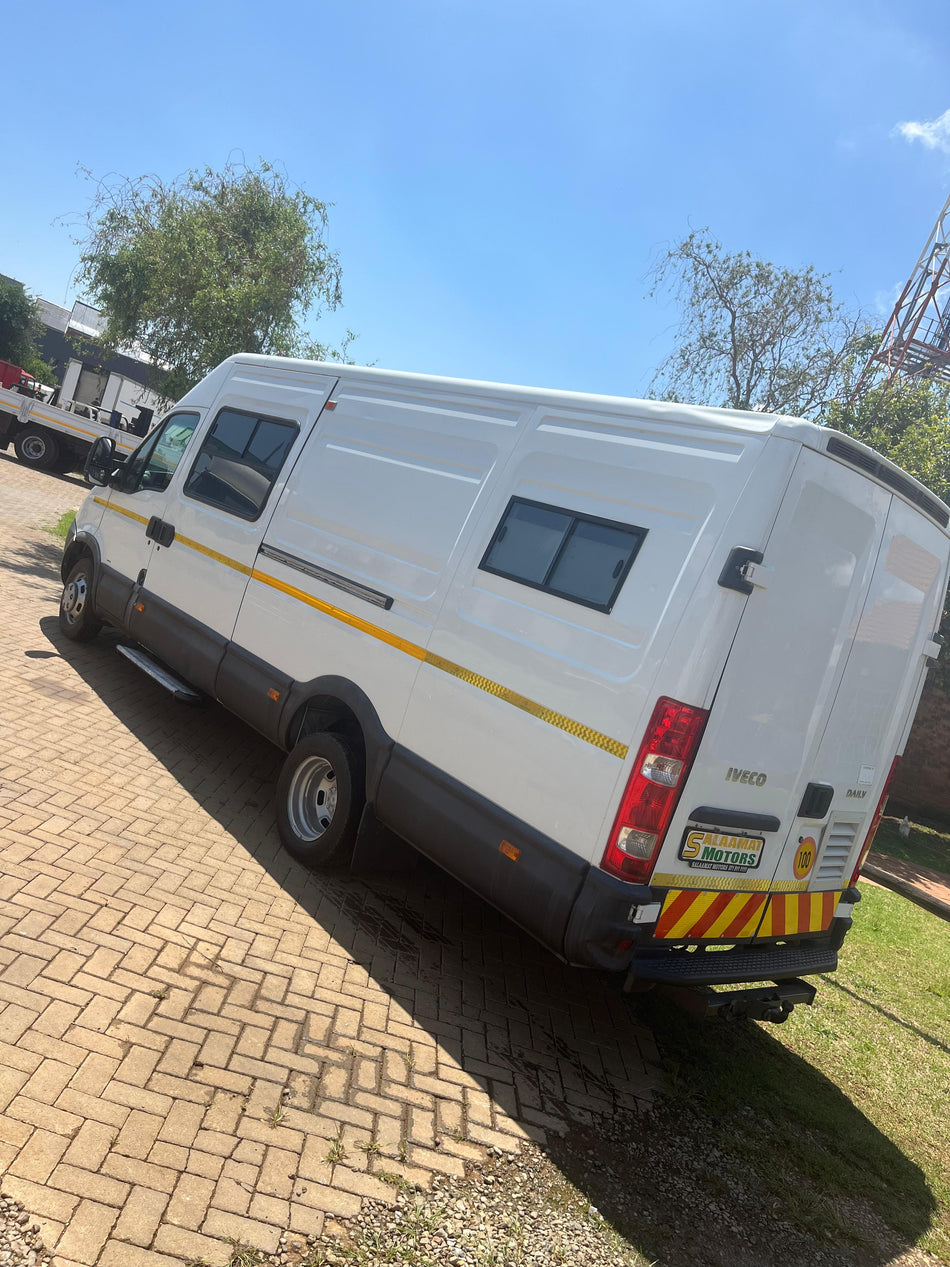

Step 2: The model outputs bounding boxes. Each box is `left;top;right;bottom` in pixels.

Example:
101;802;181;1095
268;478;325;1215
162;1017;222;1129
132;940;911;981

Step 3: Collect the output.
85;435;117;487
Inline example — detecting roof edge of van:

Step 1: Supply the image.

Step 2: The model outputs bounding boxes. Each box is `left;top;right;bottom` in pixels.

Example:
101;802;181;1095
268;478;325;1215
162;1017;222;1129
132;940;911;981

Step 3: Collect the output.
221;355;950;531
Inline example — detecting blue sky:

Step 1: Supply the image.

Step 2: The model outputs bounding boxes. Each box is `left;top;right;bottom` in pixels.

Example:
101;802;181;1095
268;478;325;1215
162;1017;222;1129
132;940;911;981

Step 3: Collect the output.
4;0;950;398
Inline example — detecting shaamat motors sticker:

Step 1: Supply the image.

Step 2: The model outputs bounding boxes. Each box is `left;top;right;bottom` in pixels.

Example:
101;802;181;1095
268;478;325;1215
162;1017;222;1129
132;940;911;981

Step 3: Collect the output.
679;828;765;874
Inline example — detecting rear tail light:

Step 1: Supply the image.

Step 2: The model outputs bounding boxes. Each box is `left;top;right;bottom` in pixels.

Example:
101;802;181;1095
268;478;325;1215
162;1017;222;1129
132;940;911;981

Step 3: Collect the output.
850;755;900;886
601;696;709;883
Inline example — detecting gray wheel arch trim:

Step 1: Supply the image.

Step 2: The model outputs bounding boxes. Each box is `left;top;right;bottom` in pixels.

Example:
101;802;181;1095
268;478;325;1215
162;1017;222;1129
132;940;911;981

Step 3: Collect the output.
61;530;102;584
279;675;394;802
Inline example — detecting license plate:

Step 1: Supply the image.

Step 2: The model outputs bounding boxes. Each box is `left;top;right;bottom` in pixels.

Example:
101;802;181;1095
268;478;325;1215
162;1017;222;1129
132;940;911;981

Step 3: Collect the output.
678;828;765;874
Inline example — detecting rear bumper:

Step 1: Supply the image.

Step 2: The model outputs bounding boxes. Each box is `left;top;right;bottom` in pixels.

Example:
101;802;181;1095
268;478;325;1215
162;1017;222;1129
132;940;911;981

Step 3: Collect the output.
629;940;839;986
562;864;858;983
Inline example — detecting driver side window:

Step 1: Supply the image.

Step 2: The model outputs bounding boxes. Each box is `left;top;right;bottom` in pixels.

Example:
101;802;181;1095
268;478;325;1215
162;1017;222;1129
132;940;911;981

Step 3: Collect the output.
124;412;200;493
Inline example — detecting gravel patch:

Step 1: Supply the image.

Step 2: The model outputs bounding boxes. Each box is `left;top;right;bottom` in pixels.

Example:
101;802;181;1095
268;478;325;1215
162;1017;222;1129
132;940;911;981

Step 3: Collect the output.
0;1193;54;1267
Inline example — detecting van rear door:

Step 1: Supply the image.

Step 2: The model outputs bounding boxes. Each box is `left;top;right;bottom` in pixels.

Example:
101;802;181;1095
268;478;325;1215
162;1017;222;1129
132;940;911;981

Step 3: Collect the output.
650;445;948;912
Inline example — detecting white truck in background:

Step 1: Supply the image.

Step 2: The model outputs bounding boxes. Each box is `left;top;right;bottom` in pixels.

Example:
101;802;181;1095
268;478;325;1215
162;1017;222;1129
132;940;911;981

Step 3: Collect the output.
0;384;144;471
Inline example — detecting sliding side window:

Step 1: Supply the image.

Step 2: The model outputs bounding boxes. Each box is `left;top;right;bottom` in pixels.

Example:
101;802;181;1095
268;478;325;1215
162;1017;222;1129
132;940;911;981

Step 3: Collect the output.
183;407;298;521
480;497;646;613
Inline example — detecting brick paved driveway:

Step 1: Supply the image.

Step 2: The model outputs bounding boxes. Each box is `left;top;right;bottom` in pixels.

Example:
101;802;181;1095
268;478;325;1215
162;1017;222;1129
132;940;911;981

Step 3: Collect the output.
0;453;660;1266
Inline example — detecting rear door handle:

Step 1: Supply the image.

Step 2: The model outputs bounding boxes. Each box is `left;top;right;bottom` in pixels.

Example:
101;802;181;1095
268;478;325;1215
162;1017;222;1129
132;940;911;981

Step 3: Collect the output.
688;806;781;833
145;516;176;548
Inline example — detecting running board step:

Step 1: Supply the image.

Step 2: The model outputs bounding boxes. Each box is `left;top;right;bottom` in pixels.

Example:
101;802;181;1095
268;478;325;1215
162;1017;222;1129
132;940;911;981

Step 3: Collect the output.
116;644;203;702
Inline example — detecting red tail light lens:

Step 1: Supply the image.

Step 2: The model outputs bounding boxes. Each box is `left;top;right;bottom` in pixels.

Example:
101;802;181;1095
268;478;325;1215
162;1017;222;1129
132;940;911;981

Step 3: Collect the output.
601;696;709;883
850;755;900;886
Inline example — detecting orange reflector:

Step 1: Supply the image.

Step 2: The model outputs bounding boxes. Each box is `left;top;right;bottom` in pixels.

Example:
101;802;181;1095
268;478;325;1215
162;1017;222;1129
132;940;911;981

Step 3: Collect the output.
267;688;281;701
499;840;520;862
135;603;145;612
324;400;337;410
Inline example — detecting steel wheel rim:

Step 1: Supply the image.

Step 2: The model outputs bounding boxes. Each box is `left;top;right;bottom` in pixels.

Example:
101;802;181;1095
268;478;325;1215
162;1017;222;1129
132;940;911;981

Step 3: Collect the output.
287;756;338;841
22;435;47;461
62;575;88;624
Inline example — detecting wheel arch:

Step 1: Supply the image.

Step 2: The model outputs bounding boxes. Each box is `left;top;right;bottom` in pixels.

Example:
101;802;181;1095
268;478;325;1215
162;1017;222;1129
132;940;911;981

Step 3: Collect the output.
280;675;394;802
61;530;102;584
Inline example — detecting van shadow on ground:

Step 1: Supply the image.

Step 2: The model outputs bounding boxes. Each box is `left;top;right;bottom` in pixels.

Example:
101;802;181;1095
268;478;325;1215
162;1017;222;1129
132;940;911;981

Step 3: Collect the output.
13;534;935;1267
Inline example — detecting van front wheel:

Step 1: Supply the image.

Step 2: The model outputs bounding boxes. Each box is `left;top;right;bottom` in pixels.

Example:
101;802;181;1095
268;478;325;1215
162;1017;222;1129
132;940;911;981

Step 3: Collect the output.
276;733;364;868
59;558;103;642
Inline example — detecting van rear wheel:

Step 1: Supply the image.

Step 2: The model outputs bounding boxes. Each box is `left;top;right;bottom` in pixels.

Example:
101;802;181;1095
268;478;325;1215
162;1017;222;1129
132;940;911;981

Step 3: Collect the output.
276;733;364;868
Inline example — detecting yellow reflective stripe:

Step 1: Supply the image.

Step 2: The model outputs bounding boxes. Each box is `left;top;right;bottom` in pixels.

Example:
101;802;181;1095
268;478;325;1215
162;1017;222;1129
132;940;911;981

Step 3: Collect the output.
95;498;629;760
650;872;809;894
809;892;823;930
666;891;718;940
33;413;136;450
424;652;628;758
734;902;767;939
252;572;626;755
250;569;428;661
177;532;253;576
94;497;149;526
650;872;770;892
704;894;750;938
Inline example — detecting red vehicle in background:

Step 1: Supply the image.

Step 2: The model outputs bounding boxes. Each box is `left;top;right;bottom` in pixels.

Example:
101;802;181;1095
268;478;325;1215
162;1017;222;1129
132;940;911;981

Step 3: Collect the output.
0;360;38;395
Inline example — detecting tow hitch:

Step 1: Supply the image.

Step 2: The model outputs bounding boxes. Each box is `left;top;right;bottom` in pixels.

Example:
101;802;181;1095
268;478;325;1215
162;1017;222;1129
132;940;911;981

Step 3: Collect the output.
657;978;817;1023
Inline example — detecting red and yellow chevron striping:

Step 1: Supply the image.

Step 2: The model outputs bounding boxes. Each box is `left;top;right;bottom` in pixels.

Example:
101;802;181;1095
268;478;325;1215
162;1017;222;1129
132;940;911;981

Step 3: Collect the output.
758;890;841;937
655;889;768;940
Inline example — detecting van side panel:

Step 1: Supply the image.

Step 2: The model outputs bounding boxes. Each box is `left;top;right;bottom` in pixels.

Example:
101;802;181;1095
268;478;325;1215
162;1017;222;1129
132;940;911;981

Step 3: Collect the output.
397;405;780;859
230;381;528;744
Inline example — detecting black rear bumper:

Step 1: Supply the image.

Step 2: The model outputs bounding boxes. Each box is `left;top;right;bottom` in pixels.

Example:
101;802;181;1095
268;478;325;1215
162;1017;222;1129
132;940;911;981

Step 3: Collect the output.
562;863;857;983
630;941;838;986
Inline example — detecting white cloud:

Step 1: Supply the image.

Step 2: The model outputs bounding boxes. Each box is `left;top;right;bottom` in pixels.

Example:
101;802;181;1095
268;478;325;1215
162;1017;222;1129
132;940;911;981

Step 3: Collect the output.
896;108;950;153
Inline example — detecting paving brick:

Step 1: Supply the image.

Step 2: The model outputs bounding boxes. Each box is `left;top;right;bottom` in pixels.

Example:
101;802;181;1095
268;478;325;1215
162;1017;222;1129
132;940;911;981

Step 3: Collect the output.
259;1144;297;1198
7;1095;82;1136
49;1161;131;1207
8;1128;70;1185
0;1067;32;1113
112;1185;169;1247
54;1198;119;1263
290;1180;360;1218
99;1242;182;1267
69;1052;121;1097
101;1152;179;1195
154;1223;233;1265
165;1171;215;1229
203;1207;281;1253
212;1175;252;1215
148;1141;189;1170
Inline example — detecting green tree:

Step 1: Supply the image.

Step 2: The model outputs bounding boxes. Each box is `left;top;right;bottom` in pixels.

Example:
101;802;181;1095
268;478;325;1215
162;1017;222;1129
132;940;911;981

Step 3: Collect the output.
0;277;41;366
76;160;349;400
822;379;950;504
649;230;864;417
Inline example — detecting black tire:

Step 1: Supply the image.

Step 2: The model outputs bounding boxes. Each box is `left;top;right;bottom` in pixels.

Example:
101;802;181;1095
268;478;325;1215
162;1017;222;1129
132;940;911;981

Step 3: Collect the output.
276;732;364;867
14;426;60;470
59;558;103;642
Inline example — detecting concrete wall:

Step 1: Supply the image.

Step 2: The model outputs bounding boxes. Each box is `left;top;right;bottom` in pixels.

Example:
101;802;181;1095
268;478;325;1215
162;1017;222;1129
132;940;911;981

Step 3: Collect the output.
890;677;950;820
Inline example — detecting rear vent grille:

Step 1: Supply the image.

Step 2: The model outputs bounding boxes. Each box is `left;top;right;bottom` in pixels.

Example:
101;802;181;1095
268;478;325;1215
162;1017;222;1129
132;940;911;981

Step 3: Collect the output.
826;436;949;527
816;818;861;884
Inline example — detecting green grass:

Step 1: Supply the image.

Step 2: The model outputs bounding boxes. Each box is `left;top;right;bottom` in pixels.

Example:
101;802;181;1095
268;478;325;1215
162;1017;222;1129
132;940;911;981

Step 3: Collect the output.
639;883;950;1261
873;813;950;874
45;509;76;540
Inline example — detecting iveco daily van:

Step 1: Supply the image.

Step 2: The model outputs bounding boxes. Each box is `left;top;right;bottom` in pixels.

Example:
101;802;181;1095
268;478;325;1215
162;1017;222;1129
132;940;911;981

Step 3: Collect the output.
60;355;950;1020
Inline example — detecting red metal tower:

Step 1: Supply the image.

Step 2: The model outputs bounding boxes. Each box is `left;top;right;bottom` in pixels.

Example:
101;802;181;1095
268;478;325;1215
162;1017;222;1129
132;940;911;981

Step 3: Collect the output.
859;193;950;392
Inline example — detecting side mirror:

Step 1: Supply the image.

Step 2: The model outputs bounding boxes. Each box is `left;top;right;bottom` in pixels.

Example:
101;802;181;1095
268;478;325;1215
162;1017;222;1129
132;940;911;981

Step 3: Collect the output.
85;435;116;487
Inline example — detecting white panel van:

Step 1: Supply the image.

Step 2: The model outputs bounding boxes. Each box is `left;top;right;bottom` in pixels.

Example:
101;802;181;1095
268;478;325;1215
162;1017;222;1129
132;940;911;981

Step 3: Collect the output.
60;356;950;1020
